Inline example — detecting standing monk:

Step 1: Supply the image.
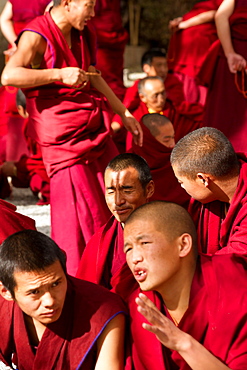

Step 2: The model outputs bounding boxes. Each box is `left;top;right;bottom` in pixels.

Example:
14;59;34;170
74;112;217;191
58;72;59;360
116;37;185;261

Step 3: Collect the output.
1;0;142;276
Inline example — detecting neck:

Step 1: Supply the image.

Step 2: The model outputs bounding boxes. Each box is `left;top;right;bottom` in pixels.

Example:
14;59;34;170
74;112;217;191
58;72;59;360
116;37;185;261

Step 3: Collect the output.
50;6;72;37
24;314;46;346
160;259;197;324
213;175;239;204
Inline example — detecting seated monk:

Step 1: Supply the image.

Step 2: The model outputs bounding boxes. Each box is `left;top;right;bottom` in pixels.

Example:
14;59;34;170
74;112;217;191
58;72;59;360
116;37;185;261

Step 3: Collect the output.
124;201;247;369
0;229;126;369
111;48;184;152
126;76;203;150
171;127;247;254
1;89;50;205
76;153;154;300
130;113;190;207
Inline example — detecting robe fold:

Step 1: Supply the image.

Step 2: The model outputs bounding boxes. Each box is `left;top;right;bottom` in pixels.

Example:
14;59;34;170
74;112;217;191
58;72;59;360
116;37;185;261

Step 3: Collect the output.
189;153;247;254
76;216;137;301
0;199;36;243
128;254;247;369
126;100;203;150
167;0;222;104
0;277;126;370
20;12;119;275
199;1;247;152
129;120;190;207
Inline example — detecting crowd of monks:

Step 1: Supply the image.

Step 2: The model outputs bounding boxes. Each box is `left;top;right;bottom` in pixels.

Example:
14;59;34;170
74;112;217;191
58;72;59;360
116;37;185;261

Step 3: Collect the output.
0;0;246;368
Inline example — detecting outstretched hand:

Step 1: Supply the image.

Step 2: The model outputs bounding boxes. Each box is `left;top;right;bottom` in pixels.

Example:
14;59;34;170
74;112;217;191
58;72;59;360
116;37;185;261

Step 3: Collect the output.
136;293;188;352
121;113;143;147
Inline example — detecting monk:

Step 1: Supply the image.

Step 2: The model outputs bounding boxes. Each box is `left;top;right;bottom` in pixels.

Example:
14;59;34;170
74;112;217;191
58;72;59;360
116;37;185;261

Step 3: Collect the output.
168;0;223;104
1;0;142;276
0;229;126;369
201;0;247;152
170;127;247;254
126;76;203;150
1;89;50;205
0;199;36;243
111;48;185;138
76;153;154;299
124;201;247;369
130;113;190;207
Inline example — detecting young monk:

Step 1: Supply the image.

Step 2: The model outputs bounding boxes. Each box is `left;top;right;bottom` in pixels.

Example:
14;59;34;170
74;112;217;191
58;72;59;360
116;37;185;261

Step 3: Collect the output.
0;229;126;369
129;113;189;207
171;127;247;254
124;201;247;369
1;0;142;276
76;153;154;299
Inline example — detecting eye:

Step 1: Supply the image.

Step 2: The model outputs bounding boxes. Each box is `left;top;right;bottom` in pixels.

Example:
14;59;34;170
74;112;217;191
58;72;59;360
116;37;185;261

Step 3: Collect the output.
52;280;61;288
28;289;40;295
124;246;132;254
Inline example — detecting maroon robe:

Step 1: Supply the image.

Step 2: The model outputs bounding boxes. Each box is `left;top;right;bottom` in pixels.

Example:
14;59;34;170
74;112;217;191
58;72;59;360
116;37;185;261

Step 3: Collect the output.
129;120;190;208
126;100;203;150
167;0;223;104
0;199;36;243
20;13;119;275
189;153;247;254
128;254;247;369
76;216;137;301
0;277;126;370
90;0;128;100
201;1;247;152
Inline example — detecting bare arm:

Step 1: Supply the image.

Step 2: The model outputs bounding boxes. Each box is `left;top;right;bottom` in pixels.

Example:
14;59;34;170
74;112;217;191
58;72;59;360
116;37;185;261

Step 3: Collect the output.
89;66;143;146
169;10;216;32
1;31;89;88
136;293;231;370
0;1;17;57
215;0;246;73
95;314;125;370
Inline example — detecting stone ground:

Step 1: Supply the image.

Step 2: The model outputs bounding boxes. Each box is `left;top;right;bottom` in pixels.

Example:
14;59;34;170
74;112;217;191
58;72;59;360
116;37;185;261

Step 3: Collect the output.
7;186;51;237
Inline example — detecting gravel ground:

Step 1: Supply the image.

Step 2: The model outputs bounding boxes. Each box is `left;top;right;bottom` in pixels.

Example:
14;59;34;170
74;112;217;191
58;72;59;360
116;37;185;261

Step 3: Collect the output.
6;186;51;237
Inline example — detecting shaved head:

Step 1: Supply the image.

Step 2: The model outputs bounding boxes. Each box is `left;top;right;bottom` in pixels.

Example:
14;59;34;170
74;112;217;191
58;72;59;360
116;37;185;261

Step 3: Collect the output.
125;201;197;250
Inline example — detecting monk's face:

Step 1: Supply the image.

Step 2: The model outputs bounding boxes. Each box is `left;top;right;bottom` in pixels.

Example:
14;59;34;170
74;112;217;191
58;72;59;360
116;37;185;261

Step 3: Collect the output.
66;0;96;31
124;219;181;296
154;122;175;148
104;168;154;223
140;79;166;112
12;260;67;326
143;57;168;80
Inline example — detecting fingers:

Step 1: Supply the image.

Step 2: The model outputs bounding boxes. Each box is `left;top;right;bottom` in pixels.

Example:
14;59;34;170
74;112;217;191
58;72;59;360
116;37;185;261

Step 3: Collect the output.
132;122;143;147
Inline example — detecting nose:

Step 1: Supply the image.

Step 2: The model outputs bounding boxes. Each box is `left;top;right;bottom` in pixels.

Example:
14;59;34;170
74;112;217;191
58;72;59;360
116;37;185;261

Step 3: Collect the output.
42;291;55;308
114;191;125;206
169;138;175;148
132;247;143;265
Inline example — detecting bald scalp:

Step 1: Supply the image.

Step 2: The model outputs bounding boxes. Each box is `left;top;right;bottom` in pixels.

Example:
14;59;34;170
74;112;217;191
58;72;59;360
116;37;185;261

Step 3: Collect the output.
142;113;172;137
125;201;197;248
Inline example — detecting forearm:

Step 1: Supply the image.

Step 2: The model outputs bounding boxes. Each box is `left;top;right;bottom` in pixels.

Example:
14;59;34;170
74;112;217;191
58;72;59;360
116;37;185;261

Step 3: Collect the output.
0;19;17;46
1;65;62;88
89;72;127;117
177;333;230;370
179;10;216;29
215;0;235;56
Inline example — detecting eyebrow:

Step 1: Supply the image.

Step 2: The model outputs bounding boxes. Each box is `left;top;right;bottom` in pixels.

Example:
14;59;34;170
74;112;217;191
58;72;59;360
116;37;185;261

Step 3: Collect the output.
124;234;149;248
106;185;134;190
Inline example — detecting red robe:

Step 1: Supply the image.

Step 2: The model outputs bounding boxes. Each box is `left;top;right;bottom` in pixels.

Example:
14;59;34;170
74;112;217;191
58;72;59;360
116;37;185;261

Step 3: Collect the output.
129;120;190;208
200;2;247;152
0;277;126;370
21;13;119;275
167;0;223;104
76;216;138;301
189;153;247;254
90;0;128;100
128;253;247;369
0;199;36;243
126;100;203;149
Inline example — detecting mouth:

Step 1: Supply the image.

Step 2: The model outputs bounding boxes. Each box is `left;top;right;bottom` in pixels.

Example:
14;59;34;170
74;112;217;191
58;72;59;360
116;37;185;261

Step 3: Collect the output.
114;208;131;215
41;309;58;318
134;268;147;282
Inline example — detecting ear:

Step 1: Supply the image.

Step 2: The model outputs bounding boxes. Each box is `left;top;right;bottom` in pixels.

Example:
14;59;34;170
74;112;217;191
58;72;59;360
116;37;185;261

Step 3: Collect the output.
196;173;210;187
178;233;193;257
0;282;14;301
142;64;151;75
139;93;147;104
145;180;155;199
17;105;29;119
